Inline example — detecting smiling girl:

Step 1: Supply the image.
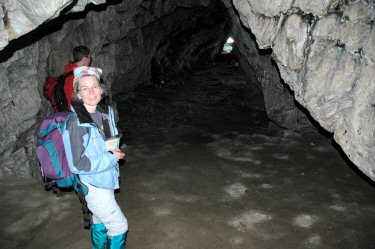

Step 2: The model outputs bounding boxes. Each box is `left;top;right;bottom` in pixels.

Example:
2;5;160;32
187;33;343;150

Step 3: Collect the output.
63;66;128;248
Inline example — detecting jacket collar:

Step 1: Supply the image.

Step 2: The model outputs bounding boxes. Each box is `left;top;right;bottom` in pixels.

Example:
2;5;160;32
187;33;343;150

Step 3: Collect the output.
71;99;107;124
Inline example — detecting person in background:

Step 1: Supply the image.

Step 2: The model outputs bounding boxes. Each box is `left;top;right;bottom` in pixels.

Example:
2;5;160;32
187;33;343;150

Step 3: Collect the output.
63;45;91;110
63;66;128;248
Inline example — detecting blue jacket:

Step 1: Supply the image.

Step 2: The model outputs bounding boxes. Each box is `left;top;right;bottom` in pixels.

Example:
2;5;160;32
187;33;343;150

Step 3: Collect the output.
62;101;120;190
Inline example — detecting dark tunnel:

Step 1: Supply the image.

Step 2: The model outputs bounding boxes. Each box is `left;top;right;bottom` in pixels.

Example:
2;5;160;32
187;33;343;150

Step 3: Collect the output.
113;1;270;145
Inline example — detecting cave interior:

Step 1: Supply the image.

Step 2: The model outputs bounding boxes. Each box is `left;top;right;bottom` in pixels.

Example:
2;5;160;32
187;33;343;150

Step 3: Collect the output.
1;1;375;248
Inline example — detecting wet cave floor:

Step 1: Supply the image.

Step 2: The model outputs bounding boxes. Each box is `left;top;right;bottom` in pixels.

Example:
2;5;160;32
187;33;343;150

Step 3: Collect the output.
1;56;375;249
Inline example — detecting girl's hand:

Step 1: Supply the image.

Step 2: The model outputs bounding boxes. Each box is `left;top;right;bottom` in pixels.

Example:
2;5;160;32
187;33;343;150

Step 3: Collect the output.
112;148;125;161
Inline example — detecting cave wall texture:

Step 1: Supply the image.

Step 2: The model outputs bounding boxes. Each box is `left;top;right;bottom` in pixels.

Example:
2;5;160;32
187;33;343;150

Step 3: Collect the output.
0;0;374;181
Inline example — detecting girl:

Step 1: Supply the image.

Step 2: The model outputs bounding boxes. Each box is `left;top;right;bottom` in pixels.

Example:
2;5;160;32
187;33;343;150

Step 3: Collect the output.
63;66;128;248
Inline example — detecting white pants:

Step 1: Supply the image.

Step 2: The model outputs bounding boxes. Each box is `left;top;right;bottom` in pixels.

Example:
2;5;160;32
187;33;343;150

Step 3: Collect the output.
82;180;128;236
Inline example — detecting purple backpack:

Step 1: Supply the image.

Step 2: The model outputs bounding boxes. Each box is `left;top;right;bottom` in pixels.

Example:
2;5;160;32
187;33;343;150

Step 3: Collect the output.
36;112;91;229
36;112;76;188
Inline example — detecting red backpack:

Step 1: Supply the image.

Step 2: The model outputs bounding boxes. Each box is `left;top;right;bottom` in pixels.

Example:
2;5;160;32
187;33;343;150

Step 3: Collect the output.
42;71;73;112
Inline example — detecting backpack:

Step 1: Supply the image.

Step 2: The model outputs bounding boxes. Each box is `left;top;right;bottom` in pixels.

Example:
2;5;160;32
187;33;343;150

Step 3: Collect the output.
43;71;73;112
36;111;91;229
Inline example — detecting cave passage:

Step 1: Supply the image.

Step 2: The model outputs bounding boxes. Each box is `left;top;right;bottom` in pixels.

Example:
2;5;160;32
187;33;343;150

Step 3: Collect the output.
222;36;234;54
118;53;268;145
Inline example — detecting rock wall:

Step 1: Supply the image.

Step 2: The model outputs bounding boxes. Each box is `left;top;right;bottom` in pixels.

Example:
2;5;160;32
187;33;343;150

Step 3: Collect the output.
0;0;374;180
232;0;375;180
222;1;314;131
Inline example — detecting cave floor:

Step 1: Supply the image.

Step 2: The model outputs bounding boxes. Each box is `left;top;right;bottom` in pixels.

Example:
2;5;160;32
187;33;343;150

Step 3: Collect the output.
1;56;375;249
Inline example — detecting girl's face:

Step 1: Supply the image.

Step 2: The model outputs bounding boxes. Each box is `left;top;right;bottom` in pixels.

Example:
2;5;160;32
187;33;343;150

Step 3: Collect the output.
77;76;102;111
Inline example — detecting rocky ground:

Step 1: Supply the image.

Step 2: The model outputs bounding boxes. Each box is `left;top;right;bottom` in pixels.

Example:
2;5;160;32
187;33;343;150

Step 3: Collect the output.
1;55;375;249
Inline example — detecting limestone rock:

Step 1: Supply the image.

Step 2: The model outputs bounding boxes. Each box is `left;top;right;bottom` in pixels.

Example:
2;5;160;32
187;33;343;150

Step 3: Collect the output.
231;0;375;180
0;147;31;178
272;13;308;70
246;0;294;17
71;0;107;12
292;0;332;17
0;3;9;49
312;13;372;53
0;0;106;51
337;61;375;179
227;6;312;132
233;0;280;48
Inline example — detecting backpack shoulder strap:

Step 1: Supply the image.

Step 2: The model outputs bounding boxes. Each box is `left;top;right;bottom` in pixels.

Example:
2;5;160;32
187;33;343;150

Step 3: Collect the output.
63;112;91;229
76;175;91;229
57;71;73;83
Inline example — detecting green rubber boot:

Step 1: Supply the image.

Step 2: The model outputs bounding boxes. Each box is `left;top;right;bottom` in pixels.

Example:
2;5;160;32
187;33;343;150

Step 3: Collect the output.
107;232;127;249
91;223;108;249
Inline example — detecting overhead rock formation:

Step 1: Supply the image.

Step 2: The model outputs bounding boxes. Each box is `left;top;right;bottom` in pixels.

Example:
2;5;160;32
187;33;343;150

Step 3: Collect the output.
0;0;374;181
0;0;107;49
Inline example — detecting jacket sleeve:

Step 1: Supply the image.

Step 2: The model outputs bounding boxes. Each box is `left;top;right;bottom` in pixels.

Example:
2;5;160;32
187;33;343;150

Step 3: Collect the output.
64;115;117;174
